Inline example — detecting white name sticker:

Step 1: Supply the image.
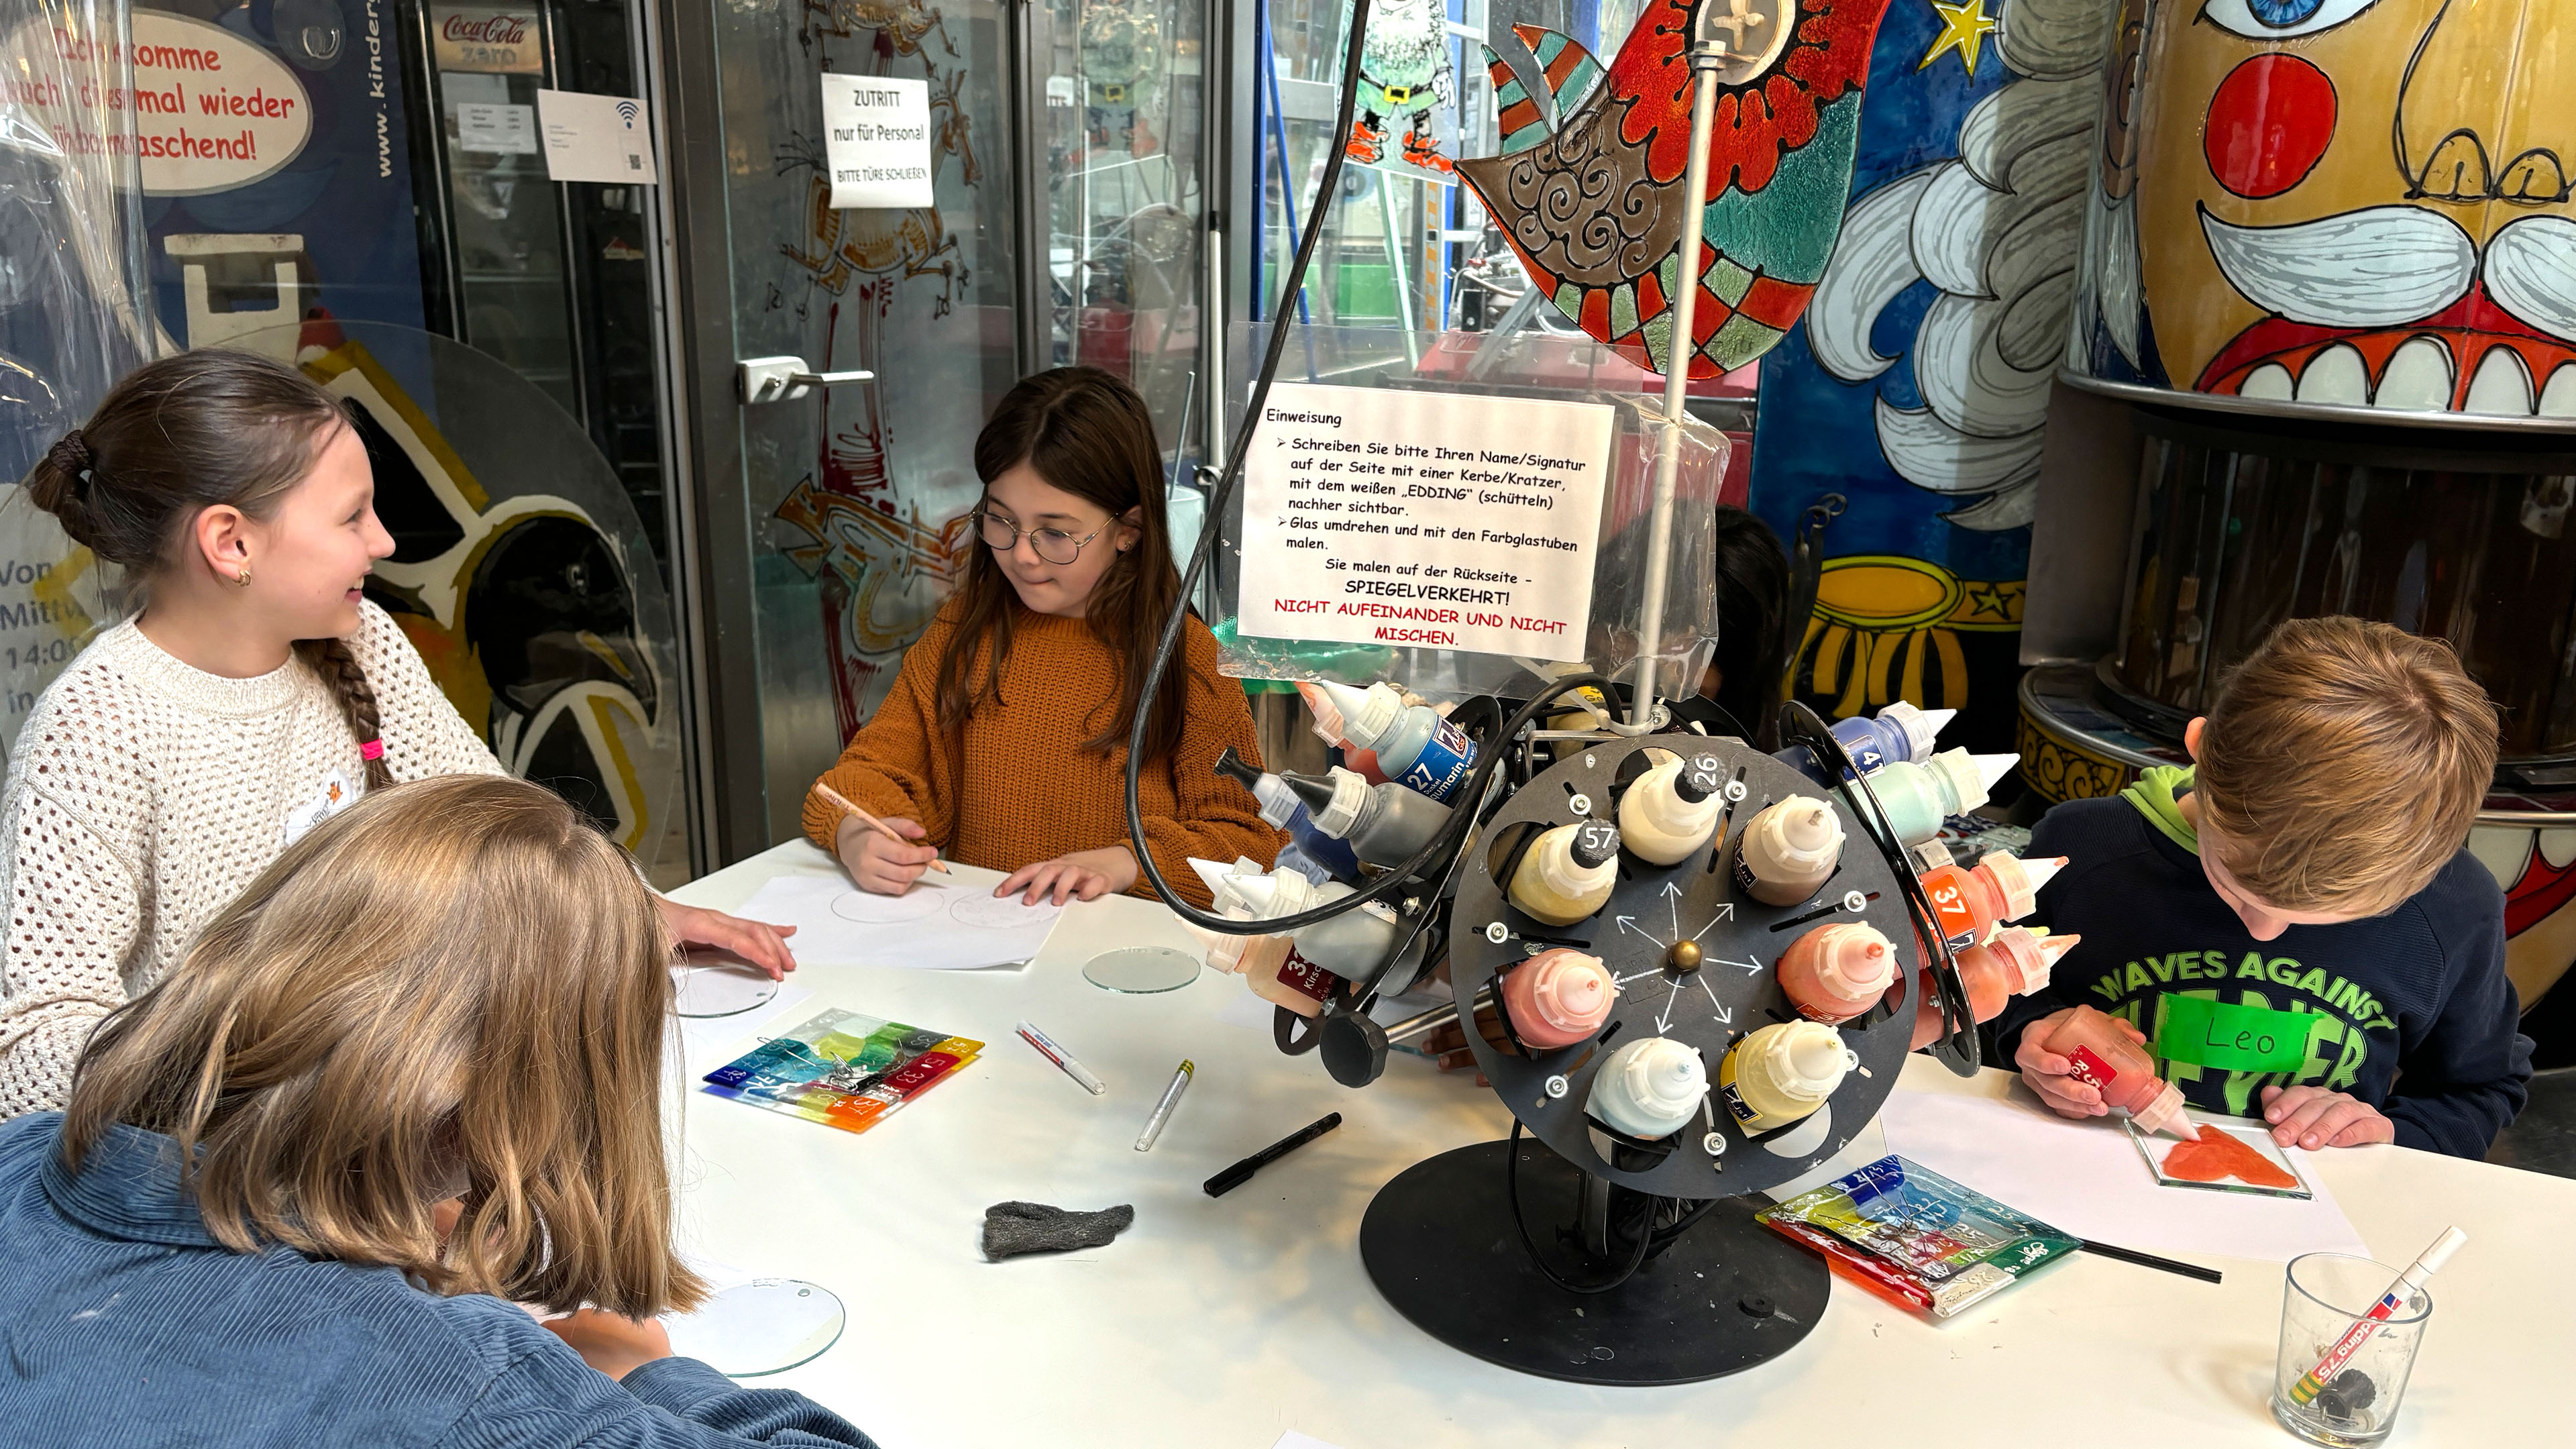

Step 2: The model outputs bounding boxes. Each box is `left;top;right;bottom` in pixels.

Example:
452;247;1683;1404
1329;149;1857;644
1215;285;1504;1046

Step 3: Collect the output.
282;769;357;846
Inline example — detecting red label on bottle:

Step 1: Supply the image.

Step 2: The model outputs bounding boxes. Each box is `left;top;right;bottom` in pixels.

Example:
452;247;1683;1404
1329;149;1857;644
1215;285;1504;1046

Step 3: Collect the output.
1277;950;1341;1003
2065;1044;2114;1091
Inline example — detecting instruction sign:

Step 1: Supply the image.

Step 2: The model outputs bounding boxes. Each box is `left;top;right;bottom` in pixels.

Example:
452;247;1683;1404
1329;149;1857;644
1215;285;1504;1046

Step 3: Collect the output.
536;89;656;182
1237;384;1612;661
820;73;934;209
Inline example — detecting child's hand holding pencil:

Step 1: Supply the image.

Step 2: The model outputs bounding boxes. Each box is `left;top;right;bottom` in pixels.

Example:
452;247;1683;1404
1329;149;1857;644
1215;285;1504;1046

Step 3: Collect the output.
814;782;952;895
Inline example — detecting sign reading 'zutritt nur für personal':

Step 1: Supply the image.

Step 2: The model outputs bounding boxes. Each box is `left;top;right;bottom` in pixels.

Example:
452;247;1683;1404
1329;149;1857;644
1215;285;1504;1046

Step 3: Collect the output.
1237;383;1611;661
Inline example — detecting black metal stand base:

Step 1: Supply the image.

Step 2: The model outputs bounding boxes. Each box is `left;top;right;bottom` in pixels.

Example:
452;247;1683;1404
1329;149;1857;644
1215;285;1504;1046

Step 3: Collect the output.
1358;1140;1827;1385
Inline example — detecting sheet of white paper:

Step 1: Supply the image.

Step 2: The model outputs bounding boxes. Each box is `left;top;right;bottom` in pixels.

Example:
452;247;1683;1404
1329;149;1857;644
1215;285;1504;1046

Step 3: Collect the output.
1878;1091;2371;1264
733;870;1062;971
676;983;814;1076
818;73;932;207
536;89;657;182
456;101;537;154
1272;1434;1351;1449
1213;988;1275;1032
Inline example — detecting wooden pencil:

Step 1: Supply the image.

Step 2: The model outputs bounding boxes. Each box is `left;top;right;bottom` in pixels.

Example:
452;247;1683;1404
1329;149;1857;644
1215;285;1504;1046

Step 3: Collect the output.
810;782;951;873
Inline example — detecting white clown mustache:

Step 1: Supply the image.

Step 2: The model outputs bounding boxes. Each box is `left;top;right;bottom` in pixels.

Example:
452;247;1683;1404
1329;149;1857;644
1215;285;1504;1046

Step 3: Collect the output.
2200;205;2477;330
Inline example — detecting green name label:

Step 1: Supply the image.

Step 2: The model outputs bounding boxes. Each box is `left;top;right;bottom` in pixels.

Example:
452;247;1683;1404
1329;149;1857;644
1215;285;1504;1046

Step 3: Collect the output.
2156;998;2316;1073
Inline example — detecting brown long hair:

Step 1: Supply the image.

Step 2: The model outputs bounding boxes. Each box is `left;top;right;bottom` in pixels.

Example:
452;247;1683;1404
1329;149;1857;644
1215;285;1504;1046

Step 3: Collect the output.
23;350;394;789
60;774;704;1319
937;366;1186;762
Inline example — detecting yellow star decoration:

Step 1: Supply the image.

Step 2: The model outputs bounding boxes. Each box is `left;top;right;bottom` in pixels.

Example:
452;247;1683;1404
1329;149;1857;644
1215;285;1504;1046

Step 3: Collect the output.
1919;0;1999;76
1964;582;2014;620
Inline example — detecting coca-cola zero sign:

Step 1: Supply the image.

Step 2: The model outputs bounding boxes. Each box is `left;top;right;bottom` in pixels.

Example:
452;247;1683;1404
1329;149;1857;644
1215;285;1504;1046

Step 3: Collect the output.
432;8;541;73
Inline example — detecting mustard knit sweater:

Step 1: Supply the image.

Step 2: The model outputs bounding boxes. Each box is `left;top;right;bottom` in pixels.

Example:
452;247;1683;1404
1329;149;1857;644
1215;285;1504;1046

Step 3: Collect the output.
804;601;1280;907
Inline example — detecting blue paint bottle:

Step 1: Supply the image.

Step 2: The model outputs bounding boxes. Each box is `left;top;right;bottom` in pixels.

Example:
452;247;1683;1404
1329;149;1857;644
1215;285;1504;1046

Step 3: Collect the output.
1309;681;1477;803
1213;747;1362;883
1778;701;1956;785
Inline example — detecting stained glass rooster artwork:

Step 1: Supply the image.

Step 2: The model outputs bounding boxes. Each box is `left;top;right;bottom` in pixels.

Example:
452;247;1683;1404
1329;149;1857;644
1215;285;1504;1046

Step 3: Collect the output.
1459;0;1896;379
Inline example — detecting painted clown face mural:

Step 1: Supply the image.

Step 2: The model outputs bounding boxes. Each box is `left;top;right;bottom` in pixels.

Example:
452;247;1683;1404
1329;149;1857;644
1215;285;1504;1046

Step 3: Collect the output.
2074;0;2576;416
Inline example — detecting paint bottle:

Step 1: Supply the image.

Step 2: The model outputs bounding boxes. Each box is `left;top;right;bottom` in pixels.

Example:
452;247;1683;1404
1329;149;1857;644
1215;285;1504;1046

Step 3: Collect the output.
1717;1020;1856;1134
2039;1004;2191;1139
1211;747;1362;883
1214;865;1406;981
1282;766;1452;869
1617;753;1725;865
1733;796;1844;906
1864;749;2016;846
1506;820;1621;926
1834;700;1954;775
1910;927;2080;1051
1587;1036;1706;1139
1307;680;1478;802
1775;922;1897;1025
1497;948;1619;1050
1192;928;1344;1018
1918;851;2066;949
1949;927;2078;1022
1295;681;1387;784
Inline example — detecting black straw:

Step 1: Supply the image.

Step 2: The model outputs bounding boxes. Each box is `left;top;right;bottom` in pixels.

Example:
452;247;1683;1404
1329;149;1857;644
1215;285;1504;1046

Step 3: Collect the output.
2080;1238;2224;1284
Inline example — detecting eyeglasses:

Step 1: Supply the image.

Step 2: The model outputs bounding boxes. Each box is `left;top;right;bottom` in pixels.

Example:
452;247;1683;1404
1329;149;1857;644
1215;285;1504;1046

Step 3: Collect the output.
975;510;1107;566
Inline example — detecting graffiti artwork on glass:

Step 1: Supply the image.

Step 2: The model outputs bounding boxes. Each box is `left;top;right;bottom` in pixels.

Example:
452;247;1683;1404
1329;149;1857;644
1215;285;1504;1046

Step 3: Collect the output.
2068;0;2576;418
1343;0;1456;180
773;0;987;741
1458;0;1894;379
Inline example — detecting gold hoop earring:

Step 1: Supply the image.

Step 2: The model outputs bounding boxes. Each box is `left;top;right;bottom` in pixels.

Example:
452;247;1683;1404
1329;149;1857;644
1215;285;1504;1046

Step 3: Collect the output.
232;568;252;588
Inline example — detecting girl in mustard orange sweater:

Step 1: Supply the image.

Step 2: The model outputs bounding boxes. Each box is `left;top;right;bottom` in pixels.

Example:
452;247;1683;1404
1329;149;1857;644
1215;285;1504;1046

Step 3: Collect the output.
805;368;1279;907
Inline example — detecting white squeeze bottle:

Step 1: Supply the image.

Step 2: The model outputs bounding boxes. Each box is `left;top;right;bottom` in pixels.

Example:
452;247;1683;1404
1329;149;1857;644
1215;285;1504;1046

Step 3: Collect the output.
1588;1036;1707;1139
1506;820;1621;926
1618;753;1725;865
1733;796;1845;905
1215;863;1405;981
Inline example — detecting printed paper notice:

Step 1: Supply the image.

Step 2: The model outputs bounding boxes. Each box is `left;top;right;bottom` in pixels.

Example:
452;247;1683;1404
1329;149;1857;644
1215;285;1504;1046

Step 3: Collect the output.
457;103;537;154
1237;384;1612;661
535;89;657;183
820;74;934;208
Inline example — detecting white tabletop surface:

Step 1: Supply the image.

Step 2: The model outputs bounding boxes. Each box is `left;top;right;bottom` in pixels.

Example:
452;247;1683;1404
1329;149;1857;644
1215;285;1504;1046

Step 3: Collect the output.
669;841;2575;1449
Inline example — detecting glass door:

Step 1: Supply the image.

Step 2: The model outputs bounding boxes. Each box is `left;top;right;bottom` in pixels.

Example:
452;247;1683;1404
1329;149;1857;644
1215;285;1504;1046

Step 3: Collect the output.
669;0;1024;847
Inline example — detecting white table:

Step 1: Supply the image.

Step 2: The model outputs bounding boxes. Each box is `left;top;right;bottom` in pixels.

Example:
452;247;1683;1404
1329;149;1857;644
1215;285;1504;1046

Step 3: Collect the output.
670;842;2575;1448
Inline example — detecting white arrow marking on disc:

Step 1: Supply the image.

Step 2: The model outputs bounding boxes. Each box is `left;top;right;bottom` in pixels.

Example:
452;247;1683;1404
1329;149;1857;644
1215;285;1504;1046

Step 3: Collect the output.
1617;915;1665;948
1699;974;1733;1024
1713;955;1762;975
1693;903;1736;940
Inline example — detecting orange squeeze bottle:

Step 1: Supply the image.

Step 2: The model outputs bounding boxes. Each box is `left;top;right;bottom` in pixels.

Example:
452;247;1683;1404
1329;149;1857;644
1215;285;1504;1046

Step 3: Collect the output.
2041;1004;2191;1138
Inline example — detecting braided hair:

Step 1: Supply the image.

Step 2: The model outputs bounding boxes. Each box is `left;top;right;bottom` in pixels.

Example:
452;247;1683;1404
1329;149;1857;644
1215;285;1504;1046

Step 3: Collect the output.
24;350;394;787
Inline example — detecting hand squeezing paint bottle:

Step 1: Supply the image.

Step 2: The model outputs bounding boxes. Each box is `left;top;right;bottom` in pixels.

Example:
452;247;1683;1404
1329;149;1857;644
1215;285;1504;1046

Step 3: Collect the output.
1733;796;1844;905
2040;1004;2191;1138
1776;922;1897;1024
1506;819;1621;926
1717;1020;1856;1133
1919;851;2065;949
1283;767;1452;869
1588;1036;1706;1139
1617;753;1726;865
1304;680;1478;802
1863;748;2016;846
1211;747;1362;884
1497;948;1619;1050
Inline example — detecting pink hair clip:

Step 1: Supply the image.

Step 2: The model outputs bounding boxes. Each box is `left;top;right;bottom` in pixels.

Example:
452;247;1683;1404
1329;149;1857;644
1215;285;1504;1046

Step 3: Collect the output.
360;739;384;761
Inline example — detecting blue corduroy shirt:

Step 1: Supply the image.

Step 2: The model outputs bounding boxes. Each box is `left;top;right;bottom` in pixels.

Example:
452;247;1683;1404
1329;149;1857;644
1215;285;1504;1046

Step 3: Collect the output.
0;1112;879;1448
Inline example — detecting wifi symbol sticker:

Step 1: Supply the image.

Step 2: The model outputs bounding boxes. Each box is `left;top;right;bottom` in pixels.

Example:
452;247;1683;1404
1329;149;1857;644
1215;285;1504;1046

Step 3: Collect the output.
615;99;640;127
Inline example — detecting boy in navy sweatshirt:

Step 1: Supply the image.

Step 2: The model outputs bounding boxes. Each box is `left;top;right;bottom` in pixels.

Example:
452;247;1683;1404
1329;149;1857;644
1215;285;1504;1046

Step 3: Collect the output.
1991;618;2531;1160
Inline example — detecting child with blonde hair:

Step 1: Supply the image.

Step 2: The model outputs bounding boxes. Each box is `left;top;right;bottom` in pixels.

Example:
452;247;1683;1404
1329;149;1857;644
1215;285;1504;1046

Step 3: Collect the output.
1996;617;2531;1158
0;775;875;1444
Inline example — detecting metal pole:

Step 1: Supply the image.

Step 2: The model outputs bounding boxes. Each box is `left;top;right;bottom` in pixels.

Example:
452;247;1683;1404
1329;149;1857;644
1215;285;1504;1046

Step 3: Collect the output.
1629;39;1726;727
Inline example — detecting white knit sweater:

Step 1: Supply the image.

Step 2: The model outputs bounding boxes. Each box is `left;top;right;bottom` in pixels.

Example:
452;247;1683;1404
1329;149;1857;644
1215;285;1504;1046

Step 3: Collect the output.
0;600;503;1117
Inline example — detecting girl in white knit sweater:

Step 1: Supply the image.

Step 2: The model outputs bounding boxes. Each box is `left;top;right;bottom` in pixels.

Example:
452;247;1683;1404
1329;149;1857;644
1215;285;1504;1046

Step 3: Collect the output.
0;351;796;1117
